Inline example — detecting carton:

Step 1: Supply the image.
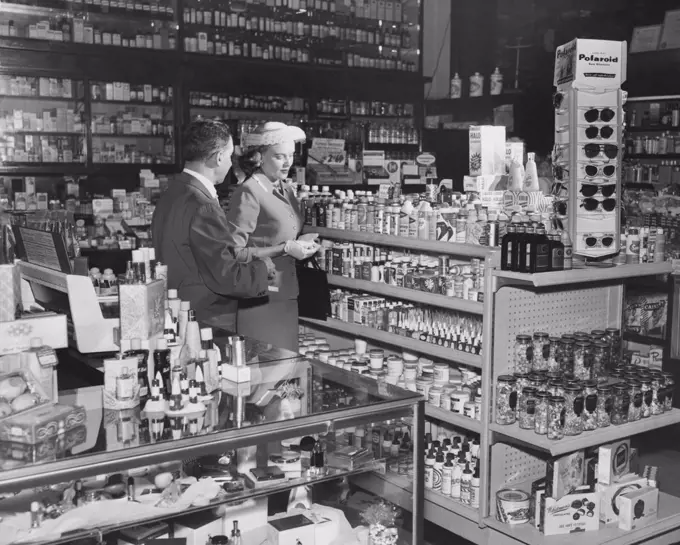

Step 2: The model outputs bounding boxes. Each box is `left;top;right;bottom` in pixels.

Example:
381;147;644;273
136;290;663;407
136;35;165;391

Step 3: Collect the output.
119;280;165;341
541;486;600;535
618;486;659;531
554;39;627;90
597;474;648;524
598;439;631;485
468;126;506;176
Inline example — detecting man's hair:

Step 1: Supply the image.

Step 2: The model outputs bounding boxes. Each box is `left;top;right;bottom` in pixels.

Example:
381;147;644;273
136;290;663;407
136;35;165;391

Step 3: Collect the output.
182;120;232;163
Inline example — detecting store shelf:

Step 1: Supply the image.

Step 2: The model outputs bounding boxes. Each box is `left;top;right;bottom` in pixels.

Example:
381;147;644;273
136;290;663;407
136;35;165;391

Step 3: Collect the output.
623;331;665;345
484;491;680;545
91;100;172;107
299;317;482;368
627;153;680;160
304;226;497;259
0;94;78;102
91;133;168;138
4;130;84;136
490;409;680;456
492;262;672;288
424;404;482;433
189;105;306;115
0;163;88;174
627;125;679;132
327;275;484;315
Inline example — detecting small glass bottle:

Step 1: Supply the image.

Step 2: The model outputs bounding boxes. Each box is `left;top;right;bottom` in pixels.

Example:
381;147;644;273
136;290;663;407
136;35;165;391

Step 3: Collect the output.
495;375;518;425
534;391;550;435
532;332;550;372
662;371;675;412
590;340;608;383
116;367;135;401
514;372;530;417
627;379;643;422
596;384;613;427
548;395;566;440
582;380;598;431
563;384;584;436
639;377;653;418
651;372;665;415
519;387;538;430
547;336;561;372
573;340;592;381
559;338;575;374
612;384;630;425
605;327;622;366
514;334;533;374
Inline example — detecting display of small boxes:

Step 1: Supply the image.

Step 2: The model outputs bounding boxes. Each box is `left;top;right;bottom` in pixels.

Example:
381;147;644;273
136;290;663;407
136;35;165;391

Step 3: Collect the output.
540;486;600;536
0;402;86;444
119;279;165;341
597;473;648;525
598;439;631;485
0;264;21;322
618;486;659;531
0;424;86;464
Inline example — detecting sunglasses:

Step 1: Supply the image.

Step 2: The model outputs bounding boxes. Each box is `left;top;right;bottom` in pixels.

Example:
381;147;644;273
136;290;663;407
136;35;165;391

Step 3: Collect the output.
584;143;618;159
585;125;614;140
580;183;616;198
583;108;615;123
581;197;617;212
585;164;616;178
585;235;615;248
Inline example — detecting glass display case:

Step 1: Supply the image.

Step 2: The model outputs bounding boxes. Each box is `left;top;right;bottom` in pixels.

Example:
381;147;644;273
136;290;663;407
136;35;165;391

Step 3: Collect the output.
0;356;424;545
0;75;86;168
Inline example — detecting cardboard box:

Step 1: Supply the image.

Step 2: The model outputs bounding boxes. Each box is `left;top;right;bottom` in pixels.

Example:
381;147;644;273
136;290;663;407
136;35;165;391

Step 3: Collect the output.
0;264;21;322
554;38;627;90
546;451;585;501
463;175;503;193
267;513;316;545
598;439;631;485
0;314;68;355
173;511;224;545
119;280;165;341
0;402;86;444
506;141;525;173
597;474;648;524
541;487;600;535
469;125;506;176
618;486;659;531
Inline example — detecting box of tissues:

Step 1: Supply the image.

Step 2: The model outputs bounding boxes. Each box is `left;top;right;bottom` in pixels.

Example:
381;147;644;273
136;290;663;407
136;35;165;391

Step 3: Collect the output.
0;264;21;322
119;280;165;340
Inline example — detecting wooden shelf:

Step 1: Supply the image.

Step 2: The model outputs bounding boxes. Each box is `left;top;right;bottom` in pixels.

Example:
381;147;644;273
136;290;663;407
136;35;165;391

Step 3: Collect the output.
91;100;172;107
623;331;665;345
627;153;680;160
0;94;78;102
627;125;680;133
424;404;482;433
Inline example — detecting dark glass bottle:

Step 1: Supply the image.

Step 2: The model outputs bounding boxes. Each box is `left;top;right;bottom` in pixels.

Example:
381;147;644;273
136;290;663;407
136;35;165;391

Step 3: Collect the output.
501;224;517;271
530;225;551;273
126;338;150;402
511;223;526;271
153;339;172;388
549;233;565;271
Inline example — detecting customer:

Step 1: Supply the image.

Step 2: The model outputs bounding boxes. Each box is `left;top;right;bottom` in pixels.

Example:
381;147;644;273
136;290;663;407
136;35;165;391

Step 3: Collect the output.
224;122;319;351
152;119;275;331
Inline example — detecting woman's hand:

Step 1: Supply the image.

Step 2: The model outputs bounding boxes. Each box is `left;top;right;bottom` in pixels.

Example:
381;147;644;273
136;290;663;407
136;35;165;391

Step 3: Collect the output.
298;232;319;243
284;239;319;260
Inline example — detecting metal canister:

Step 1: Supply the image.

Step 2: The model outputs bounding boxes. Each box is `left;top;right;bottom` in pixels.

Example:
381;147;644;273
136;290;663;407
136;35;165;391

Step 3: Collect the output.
496;488;530;525
226;335;246;367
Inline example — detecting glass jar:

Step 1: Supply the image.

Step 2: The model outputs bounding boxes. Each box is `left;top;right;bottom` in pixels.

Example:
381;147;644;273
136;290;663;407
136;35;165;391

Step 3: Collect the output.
609;370;625;384
573;340;592;381
651;372;665;415
627;379;643;422
519;387;538;430
605;327;621;366
532;332;550;372
534;391;550;435
596;384;613;427
495;375;517;425
559;338;575;374
591;329;607;342
548;395;566;440
547;337;561;372
662;371;675;412
528;373;548;393
590;341;608;382
514;334;533;374
514;372;530;416
639;377;652;418
563;384;584;436
547;379;564;398
582;380;598;431
612;384;630;426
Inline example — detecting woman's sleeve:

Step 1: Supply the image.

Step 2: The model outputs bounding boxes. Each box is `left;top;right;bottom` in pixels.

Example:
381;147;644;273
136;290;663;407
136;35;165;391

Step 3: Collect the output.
224;183;260;263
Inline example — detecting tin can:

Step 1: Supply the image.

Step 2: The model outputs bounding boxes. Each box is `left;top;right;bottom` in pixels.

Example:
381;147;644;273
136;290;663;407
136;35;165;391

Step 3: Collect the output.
496;488;531;525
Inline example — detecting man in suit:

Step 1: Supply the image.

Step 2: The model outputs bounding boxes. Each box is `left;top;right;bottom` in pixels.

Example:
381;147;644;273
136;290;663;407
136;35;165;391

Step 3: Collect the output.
152;120;275;331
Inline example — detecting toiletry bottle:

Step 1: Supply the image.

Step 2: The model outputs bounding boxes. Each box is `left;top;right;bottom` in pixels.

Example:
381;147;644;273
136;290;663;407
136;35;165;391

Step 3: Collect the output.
153;338;172;387
470;466;480;508
424;450;435;489
450;73;462;99
131;249;146;283
655;228;666;262
433;452;444;492
200;327;220;391
180;309;202;377
530;224;551;273
231;521;242;545
148;247;157;280
177;300;191;341
469;72;484;97
561;230;573;269
510;223;525;272
99;268;115;296
30;501;42;528
164;304;178;344
500;224;517;271
490;67;503;95
442;456;453;496
549;232;564;271
523;152;540;192
460;462;473;504
517;223;533;273
399;200;413;237
167;288;181;324
126;338;150;401
450;456;463;500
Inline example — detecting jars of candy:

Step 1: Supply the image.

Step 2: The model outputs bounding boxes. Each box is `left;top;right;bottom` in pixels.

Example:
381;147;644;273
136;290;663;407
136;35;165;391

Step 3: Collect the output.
514;335;533;374
627;379;643;422
547;337;561;372
612;384;630;425
496;375;518;425
573;340;592;381
590;341;608;382
582;380;598;431
514;372;530;416
563;384;584;436
605;327;621;364
639;377;652;418
662;371;675;411
596;384;613;427
559;338;575;374
519;387;538;430
650;372;665;415
534;391;550;435
591;329;607;342
548;396;566;440
548;379;564;398
532;332;550;372
528;373;548;393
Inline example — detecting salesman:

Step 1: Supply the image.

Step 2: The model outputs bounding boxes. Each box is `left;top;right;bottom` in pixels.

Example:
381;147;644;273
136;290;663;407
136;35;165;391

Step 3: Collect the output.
152;119;275;331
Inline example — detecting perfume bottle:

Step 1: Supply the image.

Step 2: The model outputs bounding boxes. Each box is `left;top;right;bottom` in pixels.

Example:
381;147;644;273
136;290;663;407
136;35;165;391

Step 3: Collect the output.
230;521;242;545
116;367;135;401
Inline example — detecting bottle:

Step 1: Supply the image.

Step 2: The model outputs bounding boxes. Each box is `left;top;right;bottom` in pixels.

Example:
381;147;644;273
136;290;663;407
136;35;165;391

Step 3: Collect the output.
469;72;484;97
450;456;463;500
89;267;101;295
523;153;540;192
450;73;462;99
200;327;220;392
460;462;473;504
178;300;191;340
180;309;202;377
230;521;242;545
470;466;480;508
167;289;181;325
100;268;117;296
490;67;503;95
549;233;565;271
511;223;526;272
73;480;84;506
518;223;535;273
501;224;517;271
654;228;666;262
442;457;454;496
399;200;412;237
530;225;551;273
153;338;172;387
131;249;146;283
424;450;435;489
408;203;419;238
433;452;444;491
126;338;150;401
164;306;178;344
561;230;573;270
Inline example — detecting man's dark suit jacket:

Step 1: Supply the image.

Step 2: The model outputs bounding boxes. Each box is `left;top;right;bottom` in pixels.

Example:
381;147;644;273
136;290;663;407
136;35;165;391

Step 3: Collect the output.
152;171;269;329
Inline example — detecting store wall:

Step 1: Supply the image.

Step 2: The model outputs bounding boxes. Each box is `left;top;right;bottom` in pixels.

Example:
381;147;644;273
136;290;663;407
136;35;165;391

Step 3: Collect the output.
422;0;451;100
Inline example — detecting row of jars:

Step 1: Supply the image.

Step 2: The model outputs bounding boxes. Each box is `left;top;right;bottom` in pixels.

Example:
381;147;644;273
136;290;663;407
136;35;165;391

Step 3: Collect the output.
514;328;622;380
496;366;674;441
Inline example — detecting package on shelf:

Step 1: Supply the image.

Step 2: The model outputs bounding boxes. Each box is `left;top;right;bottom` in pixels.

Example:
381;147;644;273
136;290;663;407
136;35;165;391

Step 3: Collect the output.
119;279;165;341
597;439;631;485
463;175;502;193
546;451;585;500
618;486;659;531
624;292;667;338
103;355;140;410
0;314;67;356
468;125;506;176
506;141;525;173
0;401;86;444
554;38;627;90
0;263;21;322
0;424;86;464
597;473;648;524
172;510;224;545
539;485;600;535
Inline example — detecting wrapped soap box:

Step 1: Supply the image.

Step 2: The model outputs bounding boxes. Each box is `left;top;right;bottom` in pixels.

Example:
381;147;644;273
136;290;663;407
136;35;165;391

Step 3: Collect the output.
119;279;165;340
0;402;86;444
0;424;86;463
267;513;316;545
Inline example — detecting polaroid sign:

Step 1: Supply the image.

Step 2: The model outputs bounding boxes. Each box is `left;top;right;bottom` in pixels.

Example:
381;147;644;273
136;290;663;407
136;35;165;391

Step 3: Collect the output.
554;38;627;89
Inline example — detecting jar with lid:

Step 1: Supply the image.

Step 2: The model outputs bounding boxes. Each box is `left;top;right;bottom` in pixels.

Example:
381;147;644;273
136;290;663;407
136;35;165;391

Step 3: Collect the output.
559;338;575;374
591;329;607;342
639;377;652;418
519;387;538;429
368;349;385;370
547;379;564;398
662;371;675;411
532;332;550;372
611;384;630;425
609;370;625;384
651;372;665;415
534;391;550;435
596;384;613;427
573;340;592;381
514;372;530;416
495;375;518;425
548;396;566;440
582;380;598;431
605;327;621;365
434;362;450;384
590;341;608;382
528;373;548;393
514;334;533;374
563;384;584;436
547;337;561;372
428;386;443;408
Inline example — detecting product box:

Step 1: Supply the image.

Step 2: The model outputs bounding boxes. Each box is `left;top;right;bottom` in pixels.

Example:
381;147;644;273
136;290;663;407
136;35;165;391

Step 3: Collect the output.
546;451;585;500
468;125;506;176
554;38;628;90
463;175;503;193
624;294;667;338
103;356;140;410
541;486;600;535
0;401;86;444
0;314;68;355
0;424;86;464
598;439;631;485
267;513;316;545
597;473;648;524
618;486;659;531
172;511;224;545
119;280;165;341
117;522;170;545
506;141;525;173
0;264;21;323
270;507;338;545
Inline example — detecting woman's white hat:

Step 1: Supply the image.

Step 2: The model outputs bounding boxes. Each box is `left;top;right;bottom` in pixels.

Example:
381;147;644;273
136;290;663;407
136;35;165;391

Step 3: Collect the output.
241;121;306;151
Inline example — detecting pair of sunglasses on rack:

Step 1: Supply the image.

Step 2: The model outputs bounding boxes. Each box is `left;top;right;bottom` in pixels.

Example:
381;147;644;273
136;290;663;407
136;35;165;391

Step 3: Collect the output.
580;197;617;212
556;164;617;178
580;183;616;197
584;143;619;159
585;125;615;140
585;235;615;248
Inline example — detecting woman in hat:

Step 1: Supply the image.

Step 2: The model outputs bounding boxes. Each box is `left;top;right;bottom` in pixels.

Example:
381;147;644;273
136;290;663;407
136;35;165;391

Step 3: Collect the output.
223;122;319;351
